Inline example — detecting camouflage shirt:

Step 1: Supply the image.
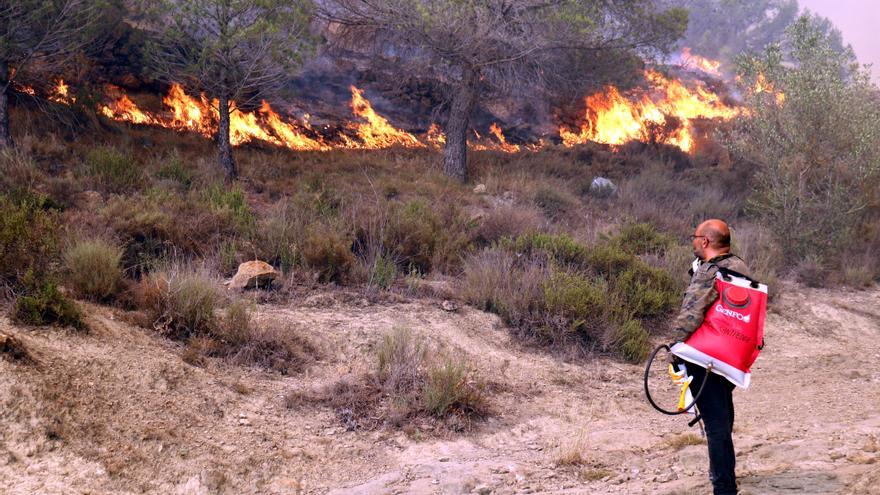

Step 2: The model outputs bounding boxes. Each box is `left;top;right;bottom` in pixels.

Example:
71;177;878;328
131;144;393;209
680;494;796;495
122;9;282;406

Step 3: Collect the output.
672;253;751;339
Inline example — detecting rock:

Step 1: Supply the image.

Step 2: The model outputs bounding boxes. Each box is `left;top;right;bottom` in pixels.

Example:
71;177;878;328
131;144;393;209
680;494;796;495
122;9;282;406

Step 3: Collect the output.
438;456;450;462
590;177;617;196
473;184;487;194
227;260;278;290
441;300;458;312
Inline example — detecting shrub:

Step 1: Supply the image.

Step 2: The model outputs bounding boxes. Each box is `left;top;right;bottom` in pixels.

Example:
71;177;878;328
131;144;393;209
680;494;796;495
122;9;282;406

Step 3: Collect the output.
533;187;571;218
203;183;255;234
385;200;439;273
422;357;487;418
613;319;650;363
731;224;782;298
217;305;315;374
0;195;59;286
83;146;143;193
376;327;426;395
610;222;673;256
368;254;397;289
64;239;124;301
612;264;679;318
155;151;194;189
150;267;219;339
542;271;609;342
459;247;548;328
474;206;542;246
13;280;85;331
302;223;354;283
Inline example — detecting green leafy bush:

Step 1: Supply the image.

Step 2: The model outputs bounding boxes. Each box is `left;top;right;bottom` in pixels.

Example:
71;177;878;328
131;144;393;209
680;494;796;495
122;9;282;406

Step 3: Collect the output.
13;280;85;330
83;146;143;193
64;239;124;301
155;151;193;188
613;319;650;363
612;264;679;318
611;222;673;256
0;195;58;285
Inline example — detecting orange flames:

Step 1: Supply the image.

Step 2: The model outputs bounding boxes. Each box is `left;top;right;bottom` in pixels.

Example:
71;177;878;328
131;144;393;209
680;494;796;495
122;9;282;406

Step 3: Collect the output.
681;48;722;77
752;73;785;105
345;85;422;149
34;72;741;154
560;70;739;152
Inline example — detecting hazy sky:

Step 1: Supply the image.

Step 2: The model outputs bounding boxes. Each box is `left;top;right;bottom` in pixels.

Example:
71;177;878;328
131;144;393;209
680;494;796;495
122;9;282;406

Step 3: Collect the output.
798;0;880;81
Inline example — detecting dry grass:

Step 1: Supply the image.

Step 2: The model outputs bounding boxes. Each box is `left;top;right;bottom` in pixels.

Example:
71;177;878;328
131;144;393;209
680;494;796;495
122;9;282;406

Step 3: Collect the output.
64;238;124;301
555;429;590;467
663;432;706;450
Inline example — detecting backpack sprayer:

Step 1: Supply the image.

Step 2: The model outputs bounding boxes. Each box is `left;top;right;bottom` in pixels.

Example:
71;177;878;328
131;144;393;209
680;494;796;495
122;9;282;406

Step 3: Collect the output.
644;266;768;426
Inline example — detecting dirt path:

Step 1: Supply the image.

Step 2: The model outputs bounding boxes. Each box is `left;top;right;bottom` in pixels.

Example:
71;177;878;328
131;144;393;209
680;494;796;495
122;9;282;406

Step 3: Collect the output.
2;285;879;494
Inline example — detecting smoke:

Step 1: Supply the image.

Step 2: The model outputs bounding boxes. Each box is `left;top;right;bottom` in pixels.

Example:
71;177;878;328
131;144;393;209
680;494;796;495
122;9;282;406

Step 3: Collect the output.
798;0;880;82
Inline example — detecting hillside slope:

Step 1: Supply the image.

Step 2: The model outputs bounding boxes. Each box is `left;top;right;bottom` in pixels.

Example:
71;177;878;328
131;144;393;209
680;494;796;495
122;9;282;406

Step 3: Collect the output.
2;284;879;494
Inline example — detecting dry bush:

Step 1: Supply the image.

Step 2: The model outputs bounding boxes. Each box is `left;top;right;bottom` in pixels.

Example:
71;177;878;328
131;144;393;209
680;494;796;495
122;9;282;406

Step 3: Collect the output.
731;223;783;298
0;147;45;202
422;356;487;419
663;432;705;450
146;265;220;340
213;302;316;374
533;187;573;219
794;256;829;288
555;430;589;467
64;238;124;301
474;205;542;246
302;223;355;283
0;332;32;364
459;247;549;329
377;327;426;395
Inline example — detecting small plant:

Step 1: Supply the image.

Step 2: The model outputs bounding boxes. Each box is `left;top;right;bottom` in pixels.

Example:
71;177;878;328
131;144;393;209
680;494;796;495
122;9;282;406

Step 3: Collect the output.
555;430;589;467
13;279;85;331
422;357;486;418
150;267;219;339
368;254;397;289
64;238;124;301
376;327;426;395
534;187;571;218
204;182;255;233
83;146;143;193
663;432;705;450
155;151;193;188
610;222;673;256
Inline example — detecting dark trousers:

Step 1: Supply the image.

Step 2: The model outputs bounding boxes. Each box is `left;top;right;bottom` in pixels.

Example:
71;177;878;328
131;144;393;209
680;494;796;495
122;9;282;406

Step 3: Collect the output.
689;365;737;495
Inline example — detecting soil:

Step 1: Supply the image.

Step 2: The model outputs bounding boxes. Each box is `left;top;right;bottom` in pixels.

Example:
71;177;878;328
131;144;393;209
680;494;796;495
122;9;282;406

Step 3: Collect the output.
2;283;879;494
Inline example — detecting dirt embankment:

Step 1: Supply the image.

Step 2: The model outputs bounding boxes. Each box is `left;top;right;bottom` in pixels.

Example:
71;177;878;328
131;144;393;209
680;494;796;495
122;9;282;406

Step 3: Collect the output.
2;284;879;494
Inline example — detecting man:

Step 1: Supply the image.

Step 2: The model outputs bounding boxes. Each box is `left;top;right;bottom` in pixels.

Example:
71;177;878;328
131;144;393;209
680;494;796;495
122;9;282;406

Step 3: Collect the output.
671;219;749;495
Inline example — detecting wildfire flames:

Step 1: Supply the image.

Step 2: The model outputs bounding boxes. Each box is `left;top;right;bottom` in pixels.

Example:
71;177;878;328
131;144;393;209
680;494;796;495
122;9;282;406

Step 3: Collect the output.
681;47;722;77
19;69;746;154
559;70;740;152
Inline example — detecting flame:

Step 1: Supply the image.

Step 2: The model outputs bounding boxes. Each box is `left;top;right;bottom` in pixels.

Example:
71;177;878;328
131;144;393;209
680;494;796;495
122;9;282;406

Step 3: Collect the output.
13;84;36;96
345;86;423;149
50;79;74;103
560;70;740;152
752;73;785;104
100;86;159;125
681;47;722;77
425;123;446;147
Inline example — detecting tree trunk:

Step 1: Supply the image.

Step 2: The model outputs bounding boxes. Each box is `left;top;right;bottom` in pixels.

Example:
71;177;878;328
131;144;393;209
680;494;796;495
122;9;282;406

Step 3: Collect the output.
443;67;478;183
0;60;12;148
217;95;237;179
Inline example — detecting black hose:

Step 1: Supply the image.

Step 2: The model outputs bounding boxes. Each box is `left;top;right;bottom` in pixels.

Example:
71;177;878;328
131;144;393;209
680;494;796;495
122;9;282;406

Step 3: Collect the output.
643;343;711;416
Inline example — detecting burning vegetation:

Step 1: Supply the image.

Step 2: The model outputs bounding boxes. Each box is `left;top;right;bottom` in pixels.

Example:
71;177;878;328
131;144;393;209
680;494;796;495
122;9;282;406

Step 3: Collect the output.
23;66;744;156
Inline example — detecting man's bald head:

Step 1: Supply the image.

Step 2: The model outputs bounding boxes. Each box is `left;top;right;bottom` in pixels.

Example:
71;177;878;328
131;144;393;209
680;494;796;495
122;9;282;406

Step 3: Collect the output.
697;219;731;249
